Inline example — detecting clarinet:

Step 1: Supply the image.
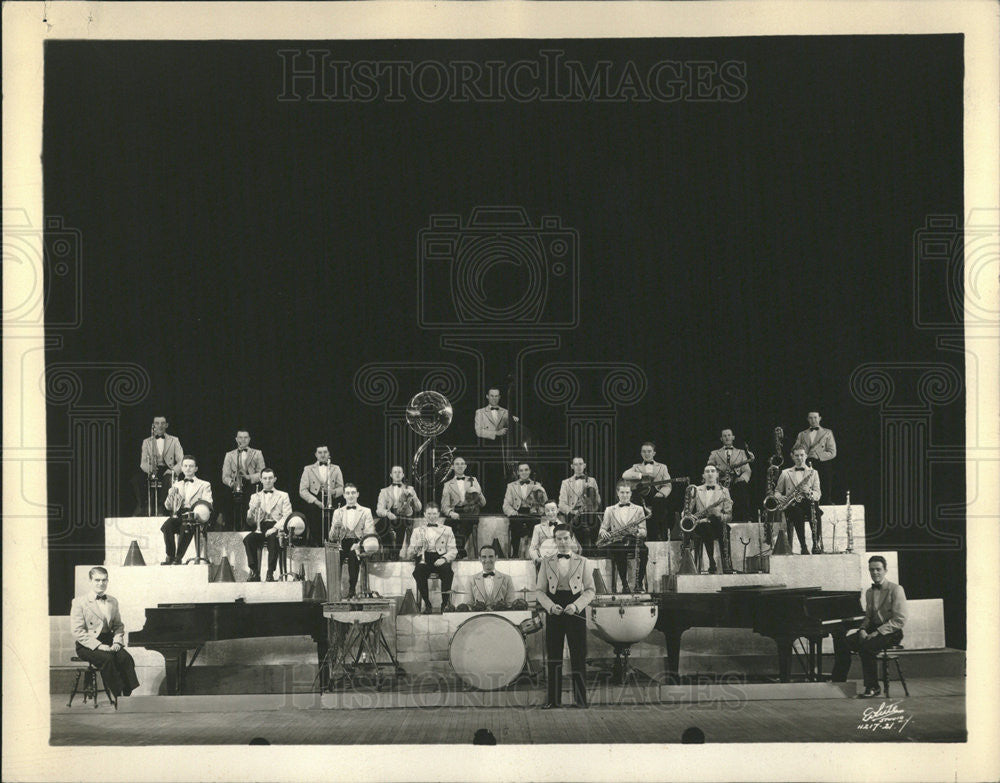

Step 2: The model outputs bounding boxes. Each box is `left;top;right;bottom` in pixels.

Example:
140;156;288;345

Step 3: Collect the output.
844;491;854;553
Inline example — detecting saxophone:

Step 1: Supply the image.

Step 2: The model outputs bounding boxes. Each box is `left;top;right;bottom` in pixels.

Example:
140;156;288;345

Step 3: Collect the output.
844;490;854;553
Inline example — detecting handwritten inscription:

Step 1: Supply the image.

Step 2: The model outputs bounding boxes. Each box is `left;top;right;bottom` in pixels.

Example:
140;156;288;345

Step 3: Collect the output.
857;701;913;733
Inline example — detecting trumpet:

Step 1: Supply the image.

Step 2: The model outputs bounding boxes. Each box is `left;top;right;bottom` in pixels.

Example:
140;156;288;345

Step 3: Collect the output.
762;466;816;512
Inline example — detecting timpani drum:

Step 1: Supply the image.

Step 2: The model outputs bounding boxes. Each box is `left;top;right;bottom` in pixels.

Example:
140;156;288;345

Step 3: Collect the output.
587;594;659;646
449;614;526;690
476;515;510;557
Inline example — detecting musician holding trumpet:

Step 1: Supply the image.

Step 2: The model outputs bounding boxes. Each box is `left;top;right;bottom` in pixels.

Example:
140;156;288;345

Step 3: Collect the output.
401;502;458;614
243;467;292;582
160;456;213;565
221;430;265;531
773;446;821;554
326;484;375;599
598;481;649;593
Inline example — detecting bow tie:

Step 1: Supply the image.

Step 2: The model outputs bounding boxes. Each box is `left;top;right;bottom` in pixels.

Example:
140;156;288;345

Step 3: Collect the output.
809;426;819;431
643;461;654;465
426;522;438;527
184;478;194;483
483;572;495;578
618;503;630;507
238;448;247;452
346;505;357;510
392;483;403;487
95;594;108;601
519;479;531;485
263;490;273;494
319;462;329;466
574;475;586;480
557;554;570;559
871;583;882;590
459;476;471;481
794;467;806;471
705;486;716;490
154;434;164;439
490;406;499;411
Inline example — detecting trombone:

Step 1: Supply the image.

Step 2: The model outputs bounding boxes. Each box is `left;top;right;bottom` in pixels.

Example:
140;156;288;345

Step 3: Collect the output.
145;424;162;515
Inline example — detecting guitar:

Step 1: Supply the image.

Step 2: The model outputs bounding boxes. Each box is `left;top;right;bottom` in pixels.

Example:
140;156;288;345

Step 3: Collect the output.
627;475;690;500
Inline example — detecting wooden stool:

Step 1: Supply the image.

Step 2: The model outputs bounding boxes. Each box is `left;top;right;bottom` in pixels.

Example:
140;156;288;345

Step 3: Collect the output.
67;657;117;709
878;645;909;697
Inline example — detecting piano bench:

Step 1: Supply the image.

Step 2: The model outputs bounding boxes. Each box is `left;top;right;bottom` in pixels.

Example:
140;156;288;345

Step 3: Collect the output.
877;645;909;698
67;657;117;710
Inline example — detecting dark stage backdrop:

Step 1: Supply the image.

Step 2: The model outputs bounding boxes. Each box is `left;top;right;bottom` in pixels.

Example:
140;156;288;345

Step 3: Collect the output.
43;37;966;647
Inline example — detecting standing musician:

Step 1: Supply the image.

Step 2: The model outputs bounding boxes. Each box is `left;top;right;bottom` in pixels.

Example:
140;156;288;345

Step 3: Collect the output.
774;446;821;555
690;465;734;574
470;544;517;609
474;387;518;508
160;455;213;565
529;501;581;565
832;556;908;698
501;462;547;560
441;457;486;558
793;411;837;501
401;502;458;614
300;446;344;546
376;466;423;559
621;441;672;540
598;481;649;593
70;567;140;699
535;525;596;709
133;416;184;515
707;429;752;522
326;484;375;599
243;467;292;582
221;430;265;531
558;457;602;551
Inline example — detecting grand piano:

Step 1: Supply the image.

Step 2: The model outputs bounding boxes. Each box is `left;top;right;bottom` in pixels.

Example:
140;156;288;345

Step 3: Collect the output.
129;600;328;694
656;585;864;683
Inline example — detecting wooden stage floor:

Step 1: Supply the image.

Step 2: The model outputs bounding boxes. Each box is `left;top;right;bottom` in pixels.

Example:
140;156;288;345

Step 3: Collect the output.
50;677;965;745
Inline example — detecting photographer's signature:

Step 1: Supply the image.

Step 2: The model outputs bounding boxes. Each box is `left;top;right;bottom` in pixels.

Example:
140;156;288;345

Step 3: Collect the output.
857;701;913;733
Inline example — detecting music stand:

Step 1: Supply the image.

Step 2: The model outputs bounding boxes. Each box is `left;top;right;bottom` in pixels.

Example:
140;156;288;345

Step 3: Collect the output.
278;533;304;582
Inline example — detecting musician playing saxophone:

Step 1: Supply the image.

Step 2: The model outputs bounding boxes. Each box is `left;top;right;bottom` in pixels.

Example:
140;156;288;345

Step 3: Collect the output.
598;481;649;593
502;462;547;560
707;429;752;522
621;441;672;541
376;466;422;558
774;446;821;554
691;465;734;574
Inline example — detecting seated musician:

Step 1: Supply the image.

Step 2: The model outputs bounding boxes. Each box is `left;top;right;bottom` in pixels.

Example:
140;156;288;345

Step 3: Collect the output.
441;457;485;558
621;441;672;540
470;544;517;609
502;462;547;560
376;466;423;559
529;501;581;566
831;556;907;698
401;502;458;614
160;455;213;565
691;465;734;574
70;567;140;698
243;467;292;582
707;429;752;522
536;525;596;709
597;481;649;593
327;484;375;599
558;457;602;550
774;446;821;555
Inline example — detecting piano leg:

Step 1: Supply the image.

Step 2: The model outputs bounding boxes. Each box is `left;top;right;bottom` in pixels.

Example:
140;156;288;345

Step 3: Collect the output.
151;647;187;695
774;635;793;682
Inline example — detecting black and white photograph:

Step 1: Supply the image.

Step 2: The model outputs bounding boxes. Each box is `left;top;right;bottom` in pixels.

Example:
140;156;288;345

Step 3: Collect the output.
3;2;998;781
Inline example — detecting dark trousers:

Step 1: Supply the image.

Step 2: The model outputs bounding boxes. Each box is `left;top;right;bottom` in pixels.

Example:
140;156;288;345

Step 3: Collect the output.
451;514;477;558
243;531;280;576
413;556;454;606
341;538;361;595
832;629;903;689
610;537;649;591
642;496;671;541
784;502;811;554
131;471;168;516
305;505;326;547
727;481;751;522
373;517;396;560
161;514;195;561
545;589;588;706
220;490;249;532
74;632;140;698
508;513;535;560
695;518;727;571
811;460;835;504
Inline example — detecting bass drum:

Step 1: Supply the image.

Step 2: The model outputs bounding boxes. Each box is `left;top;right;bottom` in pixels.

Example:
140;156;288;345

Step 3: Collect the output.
476;515;510;558
449;614;526;691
